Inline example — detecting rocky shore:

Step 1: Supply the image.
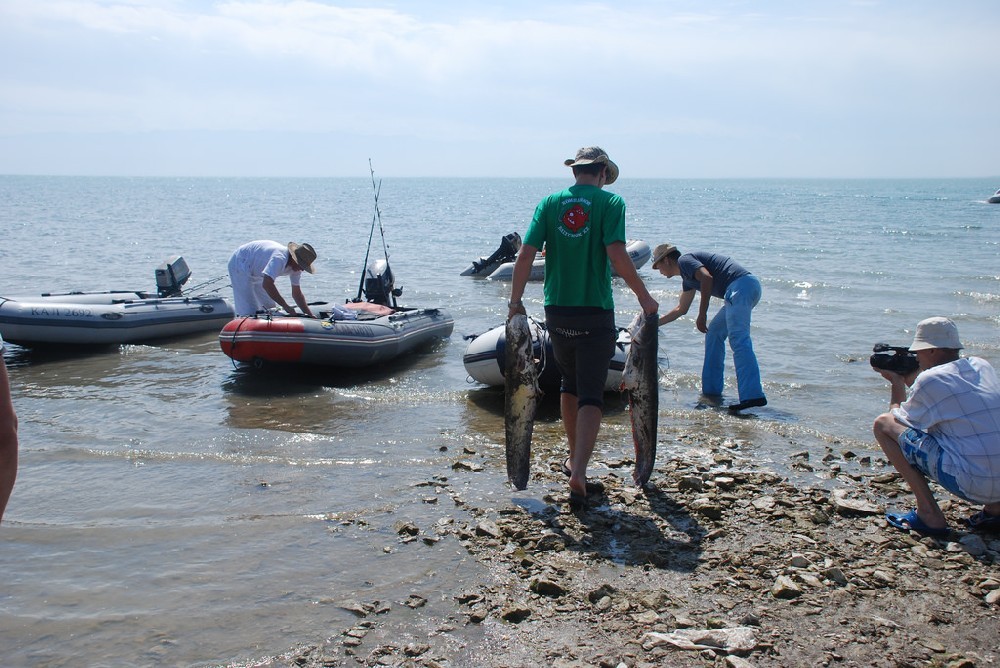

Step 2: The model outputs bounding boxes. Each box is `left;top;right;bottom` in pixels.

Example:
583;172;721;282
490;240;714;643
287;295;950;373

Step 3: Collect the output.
250;425;999;668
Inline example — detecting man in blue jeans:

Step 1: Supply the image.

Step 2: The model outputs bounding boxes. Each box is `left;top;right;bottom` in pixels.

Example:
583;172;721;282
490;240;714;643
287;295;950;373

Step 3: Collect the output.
652;243;766;413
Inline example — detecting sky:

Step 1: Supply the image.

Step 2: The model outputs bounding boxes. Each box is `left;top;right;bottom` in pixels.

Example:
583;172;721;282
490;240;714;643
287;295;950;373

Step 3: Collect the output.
0;0;997;178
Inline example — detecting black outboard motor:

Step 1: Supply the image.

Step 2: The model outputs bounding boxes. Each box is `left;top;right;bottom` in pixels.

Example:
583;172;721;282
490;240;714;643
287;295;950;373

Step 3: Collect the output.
489;232;521;265
468;232;522;275
363;258;402;307
154;256;192;297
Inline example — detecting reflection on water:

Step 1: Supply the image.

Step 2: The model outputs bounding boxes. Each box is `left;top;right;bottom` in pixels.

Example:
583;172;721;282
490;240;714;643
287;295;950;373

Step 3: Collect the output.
2;176;998;666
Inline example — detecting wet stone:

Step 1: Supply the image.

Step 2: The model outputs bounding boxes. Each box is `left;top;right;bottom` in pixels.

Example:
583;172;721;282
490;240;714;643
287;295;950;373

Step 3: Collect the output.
530;577;568;597
403;595;427;609
395;521;420;536
501;606;532;623
338;600;373;617
475;521;502;539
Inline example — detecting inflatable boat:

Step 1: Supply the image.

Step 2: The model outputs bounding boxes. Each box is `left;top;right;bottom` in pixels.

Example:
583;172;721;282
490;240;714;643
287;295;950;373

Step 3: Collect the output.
220;304;454;368
485;239;652;281
0;256;234;346
220;259;454;368
463;320;629;392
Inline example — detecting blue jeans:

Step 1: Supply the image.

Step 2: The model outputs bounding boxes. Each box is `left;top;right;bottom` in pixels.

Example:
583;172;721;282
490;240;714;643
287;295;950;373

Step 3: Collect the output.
702;275;763;402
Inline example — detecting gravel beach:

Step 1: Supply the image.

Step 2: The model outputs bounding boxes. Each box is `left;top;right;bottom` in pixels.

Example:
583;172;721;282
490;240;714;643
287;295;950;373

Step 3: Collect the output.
244;422;999;668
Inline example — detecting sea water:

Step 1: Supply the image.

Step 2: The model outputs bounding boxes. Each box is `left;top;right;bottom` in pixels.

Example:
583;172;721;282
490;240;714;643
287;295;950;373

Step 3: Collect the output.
1;175;998;666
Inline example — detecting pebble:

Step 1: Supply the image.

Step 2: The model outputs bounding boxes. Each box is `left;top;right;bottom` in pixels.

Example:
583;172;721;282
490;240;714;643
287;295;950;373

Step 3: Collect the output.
771;575;802;599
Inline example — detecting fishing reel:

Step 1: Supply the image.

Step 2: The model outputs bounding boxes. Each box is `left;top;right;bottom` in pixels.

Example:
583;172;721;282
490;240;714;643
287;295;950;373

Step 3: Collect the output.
363;258;402;307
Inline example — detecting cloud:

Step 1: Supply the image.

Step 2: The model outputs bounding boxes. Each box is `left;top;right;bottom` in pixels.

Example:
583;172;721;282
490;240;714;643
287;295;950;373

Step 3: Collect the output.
1;1;997;176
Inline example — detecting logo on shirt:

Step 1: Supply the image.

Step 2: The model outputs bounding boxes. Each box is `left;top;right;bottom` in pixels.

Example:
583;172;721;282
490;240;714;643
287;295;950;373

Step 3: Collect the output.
562;204;588;233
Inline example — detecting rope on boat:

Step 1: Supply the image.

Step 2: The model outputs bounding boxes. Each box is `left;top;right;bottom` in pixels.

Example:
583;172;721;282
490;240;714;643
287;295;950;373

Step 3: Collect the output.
226;315;255;370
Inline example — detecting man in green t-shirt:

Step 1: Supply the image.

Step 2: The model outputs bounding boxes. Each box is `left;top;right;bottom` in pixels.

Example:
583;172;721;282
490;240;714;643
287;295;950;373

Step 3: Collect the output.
508;146;658;509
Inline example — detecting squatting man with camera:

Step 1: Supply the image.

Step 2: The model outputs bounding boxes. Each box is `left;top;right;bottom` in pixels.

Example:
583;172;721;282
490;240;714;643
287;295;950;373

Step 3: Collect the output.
871;317;1000;536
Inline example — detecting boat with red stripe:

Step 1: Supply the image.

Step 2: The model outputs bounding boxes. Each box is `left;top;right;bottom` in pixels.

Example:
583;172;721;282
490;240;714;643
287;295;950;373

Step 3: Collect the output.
220;299;453;368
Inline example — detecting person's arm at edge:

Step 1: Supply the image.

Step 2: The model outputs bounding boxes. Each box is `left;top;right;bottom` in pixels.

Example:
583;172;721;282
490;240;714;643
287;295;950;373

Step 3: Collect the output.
0;358;18;524
608;241;658;316
507;244;538;320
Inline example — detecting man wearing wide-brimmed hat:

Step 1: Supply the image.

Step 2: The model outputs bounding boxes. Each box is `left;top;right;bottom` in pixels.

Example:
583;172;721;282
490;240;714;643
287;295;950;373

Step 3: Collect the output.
227;240;317;317
873;317;1000;537
506;146;659;509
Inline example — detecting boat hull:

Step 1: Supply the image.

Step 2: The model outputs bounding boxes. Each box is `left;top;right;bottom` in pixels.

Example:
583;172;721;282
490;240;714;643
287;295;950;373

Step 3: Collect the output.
219;307;454;367
0;293;234;346
486;239;651;281
463;321;627;392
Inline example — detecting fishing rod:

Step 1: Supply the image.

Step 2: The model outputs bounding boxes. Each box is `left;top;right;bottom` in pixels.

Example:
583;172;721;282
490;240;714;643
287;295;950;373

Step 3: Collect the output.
355;159;389;302
182;274;229;296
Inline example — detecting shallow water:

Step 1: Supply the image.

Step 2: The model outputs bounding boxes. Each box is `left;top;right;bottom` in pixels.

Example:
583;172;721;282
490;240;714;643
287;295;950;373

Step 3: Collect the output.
1;175;998;665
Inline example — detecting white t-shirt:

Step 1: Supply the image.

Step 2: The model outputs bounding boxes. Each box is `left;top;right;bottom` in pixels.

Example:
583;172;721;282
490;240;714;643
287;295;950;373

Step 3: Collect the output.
232;240;301;286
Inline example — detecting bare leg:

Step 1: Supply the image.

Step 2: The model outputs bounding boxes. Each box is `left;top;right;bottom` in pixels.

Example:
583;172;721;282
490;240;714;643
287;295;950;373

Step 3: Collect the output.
568;405;601;496
873;413;947;529
561;392;577;470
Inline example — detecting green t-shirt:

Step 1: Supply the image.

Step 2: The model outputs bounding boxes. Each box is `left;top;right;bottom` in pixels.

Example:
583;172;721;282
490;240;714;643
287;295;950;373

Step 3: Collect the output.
523;184;626;309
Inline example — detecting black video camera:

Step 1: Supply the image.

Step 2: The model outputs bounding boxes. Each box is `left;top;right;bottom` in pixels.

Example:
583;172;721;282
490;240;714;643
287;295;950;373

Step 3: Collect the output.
870;343;919;376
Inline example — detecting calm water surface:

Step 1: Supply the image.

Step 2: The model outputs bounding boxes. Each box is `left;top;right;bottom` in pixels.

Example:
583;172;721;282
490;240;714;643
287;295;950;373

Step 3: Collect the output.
1;176;999;666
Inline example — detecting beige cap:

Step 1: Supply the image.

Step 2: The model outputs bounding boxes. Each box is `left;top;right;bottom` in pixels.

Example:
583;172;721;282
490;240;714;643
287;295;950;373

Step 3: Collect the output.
909;316;963;351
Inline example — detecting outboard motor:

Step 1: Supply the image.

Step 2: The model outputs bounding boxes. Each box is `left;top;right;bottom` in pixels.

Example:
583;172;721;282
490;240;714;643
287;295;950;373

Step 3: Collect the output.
470;232;521;275
155;256;192;297
488;232;521;265
499;232;522;259
363;258;402;307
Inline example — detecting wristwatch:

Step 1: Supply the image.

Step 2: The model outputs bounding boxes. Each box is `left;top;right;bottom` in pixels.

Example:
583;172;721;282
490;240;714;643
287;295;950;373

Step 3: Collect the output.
508;301;522;308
